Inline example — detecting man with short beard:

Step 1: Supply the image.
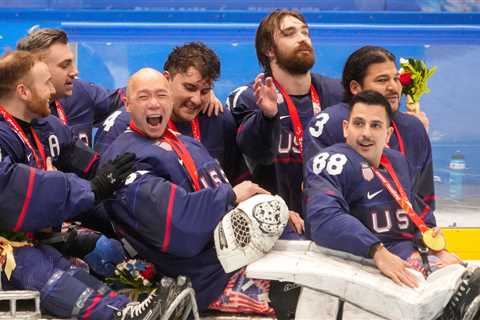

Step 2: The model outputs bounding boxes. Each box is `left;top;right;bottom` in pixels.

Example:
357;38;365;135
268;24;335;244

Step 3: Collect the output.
0;51;171;320
228;10;344;228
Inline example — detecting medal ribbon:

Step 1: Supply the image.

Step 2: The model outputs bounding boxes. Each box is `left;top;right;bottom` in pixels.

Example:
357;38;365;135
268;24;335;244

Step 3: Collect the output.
386;120;405;155
273;79;320;157
167;117;201;142
371;154;427;233
54;100;68;125
129;121;201;191
0;106;46;170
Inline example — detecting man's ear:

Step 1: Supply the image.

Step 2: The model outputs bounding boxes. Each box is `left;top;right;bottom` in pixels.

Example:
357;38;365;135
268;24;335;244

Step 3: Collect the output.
163;71;170;81
349;80;362;96
16;83;30;101
343;119;349;139
124;96;131;112
386;125;394;144
266;48;274;58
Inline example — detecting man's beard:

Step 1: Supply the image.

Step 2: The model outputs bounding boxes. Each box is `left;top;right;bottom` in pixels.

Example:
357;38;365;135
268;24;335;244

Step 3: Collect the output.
274;43;315;75
26;92;51;118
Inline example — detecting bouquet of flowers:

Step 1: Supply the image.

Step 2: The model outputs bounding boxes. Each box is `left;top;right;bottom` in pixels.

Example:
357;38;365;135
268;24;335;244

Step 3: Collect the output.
106;259;156;300
399;57;437;112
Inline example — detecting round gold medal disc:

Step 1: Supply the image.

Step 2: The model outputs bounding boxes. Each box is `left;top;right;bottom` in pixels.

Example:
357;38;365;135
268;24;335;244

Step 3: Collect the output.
422;229;446;251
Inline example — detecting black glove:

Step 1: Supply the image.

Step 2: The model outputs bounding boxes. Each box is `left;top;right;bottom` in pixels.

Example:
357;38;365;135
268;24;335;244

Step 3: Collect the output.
90;152;136;202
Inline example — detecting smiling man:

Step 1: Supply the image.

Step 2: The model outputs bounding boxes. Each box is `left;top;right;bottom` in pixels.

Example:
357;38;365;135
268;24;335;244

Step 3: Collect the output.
17;28;124;146
303;46;436;214
95;42;249;184
100;67;292;316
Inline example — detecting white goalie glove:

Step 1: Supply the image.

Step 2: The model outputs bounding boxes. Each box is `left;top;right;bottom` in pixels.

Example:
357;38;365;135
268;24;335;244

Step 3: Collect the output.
214;194;289;273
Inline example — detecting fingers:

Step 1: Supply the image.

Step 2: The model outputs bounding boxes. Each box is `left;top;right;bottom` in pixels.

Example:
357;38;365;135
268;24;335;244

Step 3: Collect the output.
388;266;419;288
289;211;305;234
46;157;56;171
264;76;274;89
399;266;419;288
251;183;270;195
432;227;442;237
113;152;136;166
209;94;224;116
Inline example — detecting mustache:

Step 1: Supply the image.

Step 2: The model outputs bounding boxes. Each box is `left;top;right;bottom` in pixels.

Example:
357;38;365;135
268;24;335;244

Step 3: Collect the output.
296;43;313;53
358;138;374;145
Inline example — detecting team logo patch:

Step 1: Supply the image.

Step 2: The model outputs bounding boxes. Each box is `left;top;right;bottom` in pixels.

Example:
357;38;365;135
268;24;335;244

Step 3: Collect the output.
155;141;173;152
361;162;374;181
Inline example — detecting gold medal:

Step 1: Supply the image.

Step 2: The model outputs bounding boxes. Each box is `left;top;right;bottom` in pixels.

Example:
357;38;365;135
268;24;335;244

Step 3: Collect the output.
422;229;446;251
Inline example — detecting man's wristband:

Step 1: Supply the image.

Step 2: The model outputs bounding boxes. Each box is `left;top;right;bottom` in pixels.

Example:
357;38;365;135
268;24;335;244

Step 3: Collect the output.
368;242;384;258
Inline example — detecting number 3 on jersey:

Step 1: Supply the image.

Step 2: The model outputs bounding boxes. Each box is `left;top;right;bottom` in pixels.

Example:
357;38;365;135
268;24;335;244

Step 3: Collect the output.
309;113;329;138
312;152;347;175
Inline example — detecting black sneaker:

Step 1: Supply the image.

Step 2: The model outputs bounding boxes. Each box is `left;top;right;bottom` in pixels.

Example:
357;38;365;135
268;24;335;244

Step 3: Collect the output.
113;289;162;320
442;267;480;320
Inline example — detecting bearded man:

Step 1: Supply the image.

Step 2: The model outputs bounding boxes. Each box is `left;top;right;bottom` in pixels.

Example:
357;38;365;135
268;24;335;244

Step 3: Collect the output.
228;10;344;233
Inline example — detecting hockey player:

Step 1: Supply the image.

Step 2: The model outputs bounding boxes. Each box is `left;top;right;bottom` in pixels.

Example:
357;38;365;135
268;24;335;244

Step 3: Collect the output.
303;46;435;211
95;42;249;184
304;91;478;319
0;50;171;320
101;67;291;316
228;9;343;221
17;28;124;146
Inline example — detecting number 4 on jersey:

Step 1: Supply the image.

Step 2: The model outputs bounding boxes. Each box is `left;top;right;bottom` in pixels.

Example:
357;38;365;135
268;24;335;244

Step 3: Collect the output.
312;152;347;175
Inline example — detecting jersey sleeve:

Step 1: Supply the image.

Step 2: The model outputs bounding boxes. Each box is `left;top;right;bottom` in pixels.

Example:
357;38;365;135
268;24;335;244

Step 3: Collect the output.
43;117;100;179
304;153;380;258
0;155;95;232
108;170;236;258
414;133;436;213
77;81;124;126
303;106;347;162
228;86;281;165
220;109;251;184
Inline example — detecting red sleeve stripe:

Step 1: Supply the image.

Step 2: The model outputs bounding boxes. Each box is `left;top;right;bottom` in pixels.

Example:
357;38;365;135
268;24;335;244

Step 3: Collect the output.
83;153;99;174
161;184;177;253
14;168;36;232
81;293;103;320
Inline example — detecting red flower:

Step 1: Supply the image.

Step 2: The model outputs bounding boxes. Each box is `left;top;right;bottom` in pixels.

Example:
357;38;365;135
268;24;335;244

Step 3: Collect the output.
399;72;412;86
139;264;155;281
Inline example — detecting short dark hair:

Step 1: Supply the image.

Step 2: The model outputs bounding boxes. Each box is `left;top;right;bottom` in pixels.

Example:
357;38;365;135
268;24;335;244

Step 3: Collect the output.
163;42;220;83
342;46;396;102
0;51;38;98
16;28;68;52
348;90;393;125
255;9;307;74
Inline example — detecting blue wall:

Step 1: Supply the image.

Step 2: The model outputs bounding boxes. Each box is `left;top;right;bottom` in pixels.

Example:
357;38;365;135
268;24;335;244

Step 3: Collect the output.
1;4;480;207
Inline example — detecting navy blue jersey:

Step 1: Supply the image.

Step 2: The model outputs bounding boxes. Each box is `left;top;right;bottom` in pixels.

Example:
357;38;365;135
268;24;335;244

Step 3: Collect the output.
95;108;250;184
101;129;236;311
304;144;436;261
0;116;97;232
229;73;343;215
303;102;435;211
50;79;123;146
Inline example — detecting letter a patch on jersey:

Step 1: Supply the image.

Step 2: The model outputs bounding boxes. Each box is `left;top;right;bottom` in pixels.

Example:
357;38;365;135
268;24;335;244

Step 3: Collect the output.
361;162;374;181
